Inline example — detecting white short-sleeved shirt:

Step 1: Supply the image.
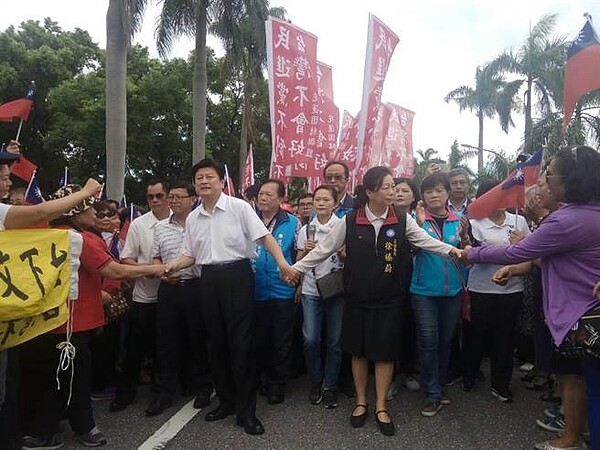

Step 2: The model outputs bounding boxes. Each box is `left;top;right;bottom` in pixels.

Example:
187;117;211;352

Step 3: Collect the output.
467;212;531;294
182;194;269;265
297;215;344;297
121;210;170;303
153;216;201;279
0;203;10;230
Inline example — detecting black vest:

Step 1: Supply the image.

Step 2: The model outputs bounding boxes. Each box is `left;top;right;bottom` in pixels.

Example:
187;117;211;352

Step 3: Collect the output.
344;206;412;308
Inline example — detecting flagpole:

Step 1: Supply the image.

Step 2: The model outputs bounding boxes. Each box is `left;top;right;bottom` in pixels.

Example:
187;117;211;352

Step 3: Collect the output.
15;119;24;142
63;166;68;187
224;164;233;196
130;203;134;223
23;170;36;199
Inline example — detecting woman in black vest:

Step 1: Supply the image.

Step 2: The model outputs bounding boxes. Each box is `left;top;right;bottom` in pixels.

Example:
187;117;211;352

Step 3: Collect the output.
290;167;460;436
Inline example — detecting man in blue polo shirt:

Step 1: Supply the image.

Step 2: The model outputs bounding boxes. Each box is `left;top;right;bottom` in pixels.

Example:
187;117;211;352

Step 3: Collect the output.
253;179;299;405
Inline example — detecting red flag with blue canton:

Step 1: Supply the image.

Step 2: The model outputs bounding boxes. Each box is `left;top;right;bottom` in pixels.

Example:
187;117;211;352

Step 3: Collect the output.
563;15;600;131
0;81;35;122
467;148;543;220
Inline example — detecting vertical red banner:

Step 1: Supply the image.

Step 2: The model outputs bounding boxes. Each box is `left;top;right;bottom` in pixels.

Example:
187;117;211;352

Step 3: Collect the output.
335;110;359;171
241;144;255;194
355;14;399;182
266;17;318;184
384;103;415;177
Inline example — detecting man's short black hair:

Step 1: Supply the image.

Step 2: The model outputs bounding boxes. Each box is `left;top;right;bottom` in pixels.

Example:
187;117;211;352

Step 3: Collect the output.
170;181;196;197
192;158;225;180
260;178;286;198
475;178;498;198
420;172;450;196
147;179;169;192
323;160;350;179
297;192;313;203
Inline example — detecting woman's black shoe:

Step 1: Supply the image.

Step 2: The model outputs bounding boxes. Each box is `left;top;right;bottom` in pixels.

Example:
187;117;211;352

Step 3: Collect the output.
350;404;367;428
375;410;395;436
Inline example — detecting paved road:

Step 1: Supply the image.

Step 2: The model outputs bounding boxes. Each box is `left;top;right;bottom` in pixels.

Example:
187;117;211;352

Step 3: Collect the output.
56;363;556;449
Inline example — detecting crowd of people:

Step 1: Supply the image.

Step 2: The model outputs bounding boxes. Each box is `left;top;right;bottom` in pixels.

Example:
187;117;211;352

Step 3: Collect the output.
0;141;599;450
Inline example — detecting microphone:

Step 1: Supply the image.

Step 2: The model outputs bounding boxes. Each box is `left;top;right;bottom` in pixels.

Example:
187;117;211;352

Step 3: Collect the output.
307;224;316;241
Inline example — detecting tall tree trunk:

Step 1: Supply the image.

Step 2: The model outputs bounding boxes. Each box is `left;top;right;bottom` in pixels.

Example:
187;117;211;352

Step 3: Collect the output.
524;76;533;153
105;0;127;200
477;109;484;175
192;3;207;164
238;99;249;185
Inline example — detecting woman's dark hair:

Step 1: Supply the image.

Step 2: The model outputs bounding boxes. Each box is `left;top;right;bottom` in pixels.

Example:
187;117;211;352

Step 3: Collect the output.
192;158;225;180
313;185;339;203
553;145;600;203
475;178;498;198
355;166;392;207
394;177;420;210
420;172;450;197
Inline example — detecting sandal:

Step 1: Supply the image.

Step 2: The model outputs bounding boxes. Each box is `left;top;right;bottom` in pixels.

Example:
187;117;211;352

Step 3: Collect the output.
350;404;367;428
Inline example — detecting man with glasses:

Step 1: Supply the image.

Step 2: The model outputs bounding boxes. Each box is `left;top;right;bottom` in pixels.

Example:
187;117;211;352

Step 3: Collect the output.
144;182;214;416
111;180;171;412
323;161;354;217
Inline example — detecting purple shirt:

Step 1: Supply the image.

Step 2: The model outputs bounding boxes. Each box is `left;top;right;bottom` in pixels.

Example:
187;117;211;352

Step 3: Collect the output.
468;203;600;345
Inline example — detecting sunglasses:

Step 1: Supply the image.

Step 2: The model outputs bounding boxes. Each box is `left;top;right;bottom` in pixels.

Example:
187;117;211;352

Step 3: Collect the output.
146;193;166;200
96;210;117;219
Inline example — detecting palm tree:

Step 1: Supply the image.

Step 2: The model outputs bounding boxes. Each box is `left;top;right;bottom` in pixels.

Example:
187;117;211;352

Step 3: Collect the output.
490;14;567;152
156;0;274;166
105;0;149;200
210;4;287;183
444;63;519;175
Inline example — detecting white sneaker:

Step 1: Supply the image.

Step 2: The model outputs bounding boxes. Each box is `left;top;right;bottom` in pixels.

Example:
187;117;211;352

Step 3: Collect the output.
404;375;420;392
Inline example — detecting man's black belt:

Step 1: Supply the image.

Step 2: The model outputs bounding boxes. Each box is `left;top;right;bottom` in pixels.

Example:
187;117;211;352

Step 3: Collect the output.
203;259;250;272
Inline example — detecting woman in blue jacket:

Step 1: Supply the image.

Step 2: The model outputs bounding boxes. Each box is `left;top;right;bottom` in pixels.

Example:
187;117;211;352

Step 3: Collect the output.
410;172;469;417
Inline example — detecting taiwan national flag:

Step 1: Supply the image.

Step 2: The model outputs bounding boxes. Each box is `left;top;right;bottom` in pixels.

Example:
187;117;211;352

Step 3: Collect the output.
563;15;600;131
0;82;35;123
467;149;543;220
25;172;44;205
10;155;38;182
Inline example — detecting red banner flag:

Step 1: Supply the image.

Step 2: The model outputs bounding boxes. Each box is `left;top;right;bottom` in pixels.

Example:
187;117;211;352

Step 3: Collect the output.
266;17;318;184
355;14;399;181
0;98;33;122
357;103;392;180
563;16;600;132
335;110;359;171
242;144;255;194
384;103;415;177
10;156;37;181
467;149;543;220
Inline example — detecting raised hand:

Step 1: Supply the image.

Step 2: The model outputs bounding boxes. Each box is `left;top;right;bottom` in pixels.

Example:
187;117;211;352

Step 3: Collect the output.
6;140;20;154
82;178;102;196
415;201;426;227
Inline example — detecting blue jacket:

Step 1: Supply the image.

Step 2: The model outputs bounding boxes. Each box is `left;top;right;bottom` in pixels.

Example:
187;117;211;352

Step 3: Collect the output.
410;209;465;297
253;208;298;301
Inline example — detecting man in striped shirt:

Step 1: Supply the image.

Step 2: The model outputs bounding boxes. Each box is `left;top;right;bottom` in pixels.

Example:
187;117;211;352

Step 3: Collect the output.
145;182;213;416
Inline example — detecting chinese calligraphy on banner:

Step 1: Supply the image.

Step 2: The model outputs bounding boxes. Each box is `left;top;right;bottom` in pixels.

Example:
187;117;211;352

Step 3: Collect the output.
0;229;82;350
266;17;319;184
335;110;359;171
356;14;400;183
384;103;415;177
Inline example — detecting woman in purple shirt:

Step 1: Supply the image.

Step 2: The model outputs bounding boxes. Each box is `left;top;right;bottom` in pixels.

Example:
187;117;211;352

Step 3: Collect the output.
464;146;600;450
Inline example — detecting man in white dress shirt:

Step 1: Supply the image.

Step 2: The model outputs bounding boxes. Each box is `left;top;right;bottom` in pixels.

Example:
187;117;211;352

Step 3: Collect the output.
166;159;292;436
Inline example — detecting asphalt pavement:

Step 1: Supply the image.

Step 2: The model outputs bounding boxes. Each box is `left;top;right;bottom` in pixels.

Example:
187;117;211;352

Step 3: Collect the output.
56;361;557;450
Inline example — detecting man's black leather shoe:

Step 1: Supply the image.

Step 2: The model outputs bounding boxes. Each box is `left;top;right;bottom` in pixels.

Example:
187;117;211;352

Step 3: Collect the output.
205;405;235;422
145;396;173;417
236;415;265;435
193;390;212;409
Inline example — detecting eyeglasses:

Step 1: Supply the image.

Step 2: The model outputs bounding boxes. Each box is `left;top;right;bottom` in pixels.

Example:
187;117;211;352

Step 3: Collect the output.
96;210;117;219
168;195;191;201
325;175;346;182
146;193;166;200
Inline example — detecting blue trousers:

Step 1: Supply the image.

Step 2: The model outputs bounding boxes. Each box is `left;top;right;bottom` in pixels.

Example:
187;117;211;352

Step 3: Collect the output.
583;357;600;450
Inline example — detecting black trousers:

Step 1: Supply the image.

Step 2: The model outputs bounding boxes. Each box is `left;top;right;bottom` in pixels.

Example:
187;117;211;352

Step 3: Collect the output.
90;321;120;391
201;261;258;419
116;302;156;401
156;280;212;398
22;332;96;440
254;299;296;387
463;291;523;392
397;297;418;374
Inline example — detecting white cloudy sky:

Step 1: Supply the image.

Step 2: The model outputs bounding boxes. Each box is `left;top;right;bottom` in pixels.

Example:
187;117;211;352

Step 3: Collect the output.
1;0;597;163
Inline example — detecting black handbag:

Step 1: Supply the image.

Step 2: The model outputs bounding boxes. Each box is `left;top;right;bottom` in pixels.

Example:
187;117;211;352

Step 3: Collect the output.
557;304;600;359
315;270;344;300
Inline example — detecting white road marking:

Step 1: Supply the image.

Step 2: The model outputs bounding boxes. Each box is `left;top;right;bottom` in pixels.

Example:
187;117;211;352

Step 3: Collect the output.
138;399;202;450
